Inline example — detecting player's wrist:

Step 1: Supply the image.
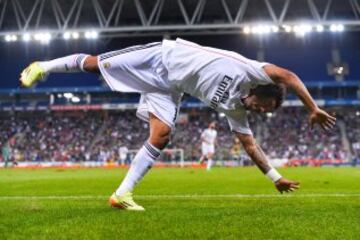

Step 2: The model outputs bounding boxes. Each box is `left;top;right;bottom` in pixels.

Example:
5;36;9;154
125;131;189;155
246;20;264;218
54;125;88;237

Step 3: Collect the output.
265;168;282;183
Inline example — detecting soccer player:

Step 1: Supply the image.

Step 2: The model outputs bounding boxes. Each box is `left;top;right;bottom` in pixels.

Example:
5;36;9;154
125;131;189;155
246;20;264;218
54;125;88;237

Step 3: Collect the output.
118;144;129;166
199;122;217;170
20;38;336;211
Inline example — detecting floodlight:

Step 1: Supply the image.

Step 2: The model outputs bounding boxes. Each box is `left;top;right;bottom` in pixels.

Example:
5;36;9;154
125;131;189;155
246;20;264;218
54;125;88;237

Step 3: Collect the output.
63;32;71;40
34;33;42;41
251;26;259;34
85;31;99;39
283;25;292;33
243;26;251;34
259;25;271;34
22;33;31;41
271;26;279;33
337;24;344;32
316;25;324;32
11;35;18;41
90;31;98;39
330;24;337;32
72;32;79;39
5;35;12;42
43;33;52;41
250;25;271;34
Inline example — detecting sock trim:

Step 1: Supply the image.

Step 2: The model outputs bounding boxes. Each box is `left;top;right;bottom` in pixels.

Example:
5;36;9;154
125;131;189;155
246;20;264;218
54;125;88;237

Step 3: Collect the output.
144;142;160;159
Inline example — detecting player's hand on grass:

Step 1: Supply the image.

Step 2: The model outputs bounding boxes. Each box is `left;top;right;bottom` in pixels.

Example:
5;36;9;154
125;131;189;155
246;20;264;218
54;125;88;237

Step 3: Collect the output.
309;107;336;132
275;178;300;194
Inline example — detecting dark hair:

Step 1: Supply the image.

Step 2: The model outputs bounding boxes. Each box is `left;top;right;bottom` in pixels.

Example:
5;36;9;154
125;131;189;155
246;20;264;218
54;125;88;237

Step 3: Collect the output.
250;84;286;109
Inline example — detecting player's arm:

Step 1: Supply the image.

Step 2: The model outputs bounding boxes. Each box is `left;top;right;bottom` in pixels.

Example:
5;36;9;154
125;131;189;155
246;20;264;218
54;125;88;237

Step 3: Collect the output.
236;132;300;193
263;64;336;131
201;131;209;144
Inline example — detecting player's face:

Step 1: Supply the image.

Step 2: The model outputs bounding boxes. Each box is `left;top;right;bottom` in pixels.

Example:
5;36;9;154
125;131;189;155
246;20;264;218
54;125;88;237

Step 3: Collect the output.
242;95;277;113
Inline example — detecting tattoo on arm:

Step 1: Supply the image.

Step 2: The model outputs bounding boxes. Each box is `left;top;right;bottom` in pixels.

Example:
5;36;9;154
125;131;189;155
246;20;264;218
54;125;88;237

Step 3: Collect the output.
237;133;272;174
245;143;272;174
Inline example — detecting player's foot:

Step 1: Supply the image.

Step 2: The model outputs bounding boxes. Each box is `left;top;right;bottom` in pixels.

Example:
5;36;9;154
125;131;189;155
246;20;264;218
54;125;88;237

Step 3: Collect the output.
20;62;46;88
109;191;145;211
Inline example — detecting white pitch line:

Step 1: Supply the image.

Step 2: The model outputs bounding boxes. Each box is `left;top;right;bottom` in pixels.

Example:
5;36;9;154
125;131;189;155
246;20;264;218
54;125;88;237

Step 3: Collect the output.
0;193;360;200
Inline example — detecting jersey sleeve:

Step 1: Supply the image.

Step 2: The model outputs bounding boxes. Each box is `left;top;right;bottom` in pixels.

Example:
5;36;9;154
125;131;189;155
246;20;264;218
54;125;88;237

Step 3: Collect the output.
248;60;274;85
223;109;253;135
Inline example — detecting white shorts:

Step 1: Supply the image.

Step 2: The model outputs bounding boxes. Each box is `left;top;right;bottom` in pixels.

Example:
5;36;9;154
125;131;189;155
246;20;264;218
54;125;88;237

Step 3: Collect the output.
98;43;182;130
202;143;215;156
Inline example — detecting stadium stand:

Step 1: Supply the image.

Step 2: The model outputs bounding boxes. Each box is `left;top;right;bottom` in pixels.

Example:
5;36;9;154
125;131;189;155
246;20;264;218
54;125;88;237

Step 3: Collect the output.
1;107;358;166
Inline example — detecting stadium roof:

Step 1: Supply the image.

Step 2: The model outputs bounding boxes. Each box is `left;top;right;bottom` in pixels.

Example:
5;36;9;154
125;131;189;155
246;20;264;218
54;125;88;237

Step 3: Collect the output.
0;0;360;38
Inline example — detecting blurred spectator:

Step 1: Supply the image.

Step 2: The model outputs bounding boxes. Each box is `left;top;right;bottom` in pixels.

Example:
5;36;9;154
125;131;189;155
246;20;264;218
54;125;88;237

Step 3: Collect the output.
0;107;357;164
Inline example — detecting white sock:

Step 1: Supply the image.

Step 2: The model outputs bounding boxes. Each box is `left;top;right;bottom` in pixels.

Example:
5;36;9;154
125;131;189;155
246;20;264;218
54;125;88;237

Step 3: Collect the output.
207;158;213;170
115;141;160;196
38;54;89;73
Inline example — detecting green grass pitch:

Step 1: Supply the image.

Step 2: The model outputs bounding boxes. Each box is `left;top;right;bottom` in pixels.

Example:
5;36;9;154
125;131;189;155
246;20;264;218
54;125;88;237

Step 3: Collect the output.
0;167;359;240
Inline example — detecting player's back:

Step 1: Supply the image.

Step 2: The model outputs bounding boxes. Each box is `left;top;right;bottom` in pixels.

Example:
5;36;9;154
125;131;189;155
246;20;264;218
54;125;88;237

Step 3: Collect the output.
162;38;273;111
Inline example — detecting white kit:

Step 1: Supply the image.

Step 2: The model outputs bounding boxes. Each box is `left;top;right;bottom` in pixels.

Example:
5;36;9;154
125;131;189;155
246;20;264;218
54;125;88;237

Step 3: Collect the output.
201;128;218;155
98;38;274;133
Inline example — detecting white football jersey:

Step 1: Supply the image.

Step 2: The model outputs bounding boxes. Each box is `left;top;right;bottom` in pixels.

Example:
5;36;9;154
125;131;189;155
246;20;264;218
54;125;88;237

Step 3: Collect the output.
162;38;274;135
201;128;217;145
118;146;129;160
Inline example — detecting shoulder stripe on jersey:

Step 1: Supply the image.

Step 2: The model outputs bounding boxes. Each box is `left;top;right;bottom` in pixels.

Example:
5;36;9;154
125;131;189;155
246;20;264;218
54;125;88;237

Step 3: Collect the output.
177;41;248;65
99;42;161;61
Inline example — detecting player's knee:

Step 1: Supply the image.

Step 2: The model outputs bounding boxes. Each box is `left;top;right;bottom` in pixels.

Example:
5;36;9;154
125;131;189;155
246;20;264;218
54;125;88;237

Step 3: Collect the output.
149;131;171;150
83;56;99;73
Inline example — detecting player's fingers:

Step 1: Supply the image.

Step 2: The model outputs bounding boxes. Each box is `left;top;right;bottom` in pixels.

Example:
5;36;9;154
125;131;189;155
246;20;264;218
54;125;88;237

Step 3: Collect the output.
326;117;336;124
327;117;336;124
325;120;335;127
324;122;334;130
321;123;330;132
328;115;337;122
290;183;300;189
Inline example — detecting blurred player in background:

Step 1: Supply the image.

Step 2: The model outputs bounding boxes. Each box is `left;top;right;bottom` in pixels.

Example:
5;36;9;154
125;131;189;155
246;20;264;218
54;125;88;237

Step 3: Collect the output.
230;137;242;165
199;122;217;170
20;38;336;211
118;144;129;166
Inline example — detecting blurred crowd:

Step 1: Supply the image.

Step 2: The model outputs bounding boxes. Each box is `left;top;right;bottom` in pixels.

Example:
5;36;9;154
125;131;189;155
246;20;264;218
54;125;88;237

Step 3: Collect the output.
261;108;346;161
0;107;359;165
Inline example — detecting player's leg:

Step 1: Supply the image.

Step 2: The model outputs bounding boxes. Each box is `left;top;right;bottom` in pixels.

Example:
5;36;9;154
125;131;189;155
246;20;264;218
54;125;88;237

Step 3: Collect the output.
206;152;214;171
20;55;98;87
199;144;208;164
199;154;207;164
110;113;171;211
